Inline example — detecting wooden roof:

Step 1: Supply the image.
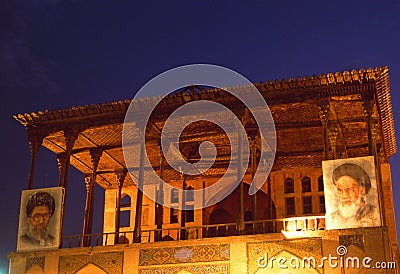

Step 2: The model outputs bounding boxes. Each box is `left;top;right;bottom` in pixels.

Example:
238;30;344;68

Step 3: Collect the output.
14;67;396;189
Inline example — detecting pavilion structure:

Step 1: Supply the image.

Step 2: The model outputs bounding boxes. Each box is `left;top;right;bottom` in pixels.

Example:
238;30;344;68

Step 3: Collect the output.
9;67;398;273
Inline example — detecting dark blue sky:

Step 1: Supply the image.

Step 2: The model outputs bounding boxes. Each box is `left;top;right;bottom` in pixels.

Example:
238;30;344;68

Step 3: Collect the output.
1;1;400;271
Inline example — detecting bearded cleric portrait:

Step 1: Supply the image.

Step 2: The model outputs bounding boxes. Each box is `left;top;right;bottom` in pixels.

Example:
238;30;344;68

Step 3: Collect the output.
322;156;381;230
17;187;64;251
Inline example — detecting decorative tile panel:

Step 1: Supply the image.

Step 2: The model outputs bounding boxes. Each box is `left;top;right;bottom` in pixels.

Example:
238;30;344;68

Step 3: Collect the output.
25;256;45;272
247;238;323;274
139;263;229;274
58;251;123;274
339;234;364;251
139;244;229;266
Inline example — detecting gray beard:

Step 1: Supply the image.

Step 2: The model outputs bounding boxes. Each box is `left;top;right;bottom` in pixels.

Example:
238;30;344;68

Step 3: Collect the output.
28;225;49;241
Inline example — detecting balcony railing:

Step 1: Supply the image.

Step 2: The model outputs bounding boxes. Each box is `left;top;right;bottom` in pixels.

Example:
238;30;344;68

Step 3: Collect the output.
61;215;325;248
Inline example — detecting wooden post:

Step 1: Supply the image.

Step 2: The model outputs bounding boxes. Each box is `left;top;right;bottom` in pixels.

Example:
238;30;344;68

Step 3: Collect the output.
27;133;43;190
82;148;102;246
59;129;79;188
267;175;272;219
237;123;245;234
58;129;79;248
328;128;338;160
363;99;375;156
363;96;386;227
82;174;93;247
155;153;164;241
115;169;126;244
180;172;187;240
318;100;330;160
250;137;257;221
133;138;145;243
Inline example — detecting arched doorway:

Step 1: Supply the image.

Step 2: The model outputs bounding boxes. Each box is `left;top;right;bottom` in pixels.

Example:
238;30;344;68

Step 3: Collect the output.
75;263;107;274
206;208;235;237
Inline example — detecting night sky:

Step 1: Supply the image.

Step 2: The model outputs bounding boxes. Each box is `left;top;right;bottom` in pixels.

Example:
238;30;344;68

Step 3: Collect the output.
1;1;400;272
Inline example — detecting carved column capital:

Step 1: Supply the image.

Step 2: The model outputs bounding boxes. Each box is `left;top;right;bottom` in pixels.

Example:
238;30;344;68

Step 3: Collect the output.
115;169;127;188
362;100;374;119
327;126;339;159
371;119;380;140
89;148;103;172
56;153;68;174
84;174;92;192
248;134;257;145
27;132;45;156
26;130;48;189
361;90;375;120
328;128;338;145
317;99;330;124
64;129;80;154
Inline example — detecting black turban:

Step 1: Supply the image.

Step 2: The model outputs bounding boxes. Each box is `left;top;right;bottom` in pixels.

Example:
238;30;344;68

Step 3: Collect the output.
332;163;372;194
26;192;56;217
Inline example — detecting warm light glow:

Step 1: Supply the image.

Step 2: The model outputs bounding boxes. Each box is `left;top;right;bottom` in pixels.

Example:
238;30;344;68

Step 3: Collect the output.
281;229;307;239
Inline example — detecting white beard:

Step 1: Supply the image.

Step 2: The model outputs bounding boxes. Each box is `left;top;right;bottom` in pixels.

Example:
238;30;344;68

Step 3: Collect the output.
338;196;363;219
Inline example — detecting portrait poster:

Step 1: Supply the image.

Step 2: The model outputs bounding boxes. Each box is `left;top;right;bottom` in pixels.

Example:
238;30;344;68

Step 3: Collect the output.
322;156;381;230
17;187;64;251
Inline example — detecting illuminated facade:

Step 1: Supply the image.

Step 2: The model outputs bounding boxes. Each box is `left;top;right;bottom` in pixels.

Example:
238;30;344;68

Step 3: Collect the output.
9;67;398;273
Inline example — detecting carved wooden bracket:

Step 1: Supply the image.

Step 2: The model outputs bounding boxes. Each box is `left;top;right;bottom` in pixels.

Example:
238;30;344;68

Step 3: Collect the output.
317;99;330;124
90;148;103;173
84;174;92;192
64;128;80;154
115;169;127;189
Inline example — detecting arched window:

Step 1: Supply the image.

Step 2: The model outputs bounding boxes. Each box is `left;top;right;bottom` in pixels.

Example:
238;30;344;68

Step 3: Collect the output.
284;178;294;193
301;176;311;193
186;186;194;202
285;197;295;216
318;175;324;191
120;194;131;228
185;186;194;222
171;188;179;204
303;196;312;214
319;195;326;213
170;208;178;223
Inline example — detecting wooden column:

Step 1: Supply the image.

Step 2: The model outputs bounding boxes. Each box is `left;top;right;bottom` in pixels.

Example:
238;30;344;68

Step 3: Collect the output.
318;100;330;160
27;132;44;190
82;148;102;246
133;138;145;243
58;129;79;188
57;153;68;187
180;171;187;240
362;96;386;226
114;169;127;244
237;123;245;234
82;174;93;246
56;129;79;248
250;137;257;221
327;127;338;159
362;98;375;156
267;175;272;219
57;152;69;248
155;152;164;241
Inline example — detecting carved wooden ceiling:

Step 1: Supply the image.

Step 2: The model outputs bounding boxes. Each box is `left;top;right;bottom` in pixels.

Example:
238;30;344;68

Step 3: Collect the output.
14;67;396;189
